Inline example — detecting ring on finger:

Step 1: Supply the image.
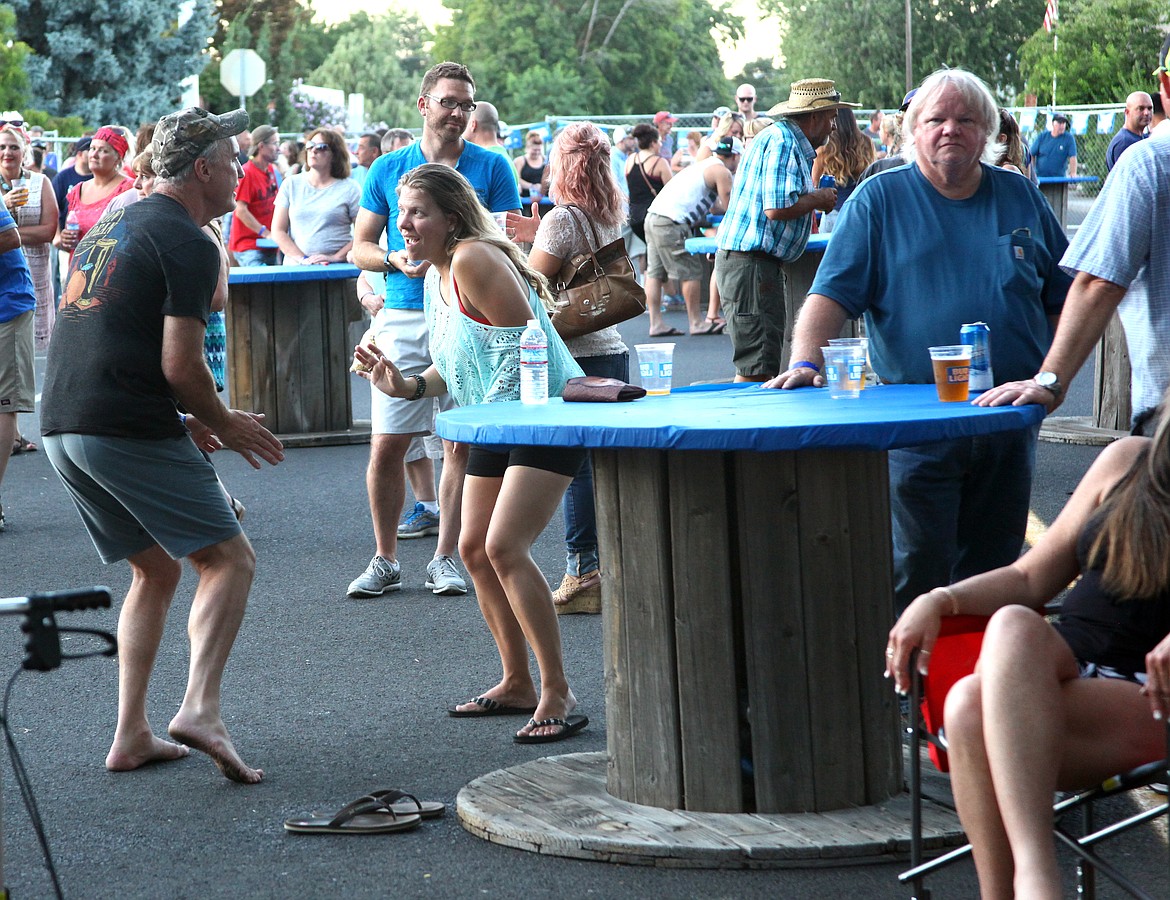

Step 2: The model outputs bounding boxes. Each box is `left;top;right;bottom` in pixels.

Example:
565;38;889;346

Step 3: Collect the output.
885;647;895;658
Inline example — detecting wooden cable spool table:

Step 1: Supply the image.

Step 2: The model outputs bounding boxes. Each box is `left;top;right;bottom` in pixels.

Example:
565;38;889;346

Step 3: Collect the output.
437;384;1044;864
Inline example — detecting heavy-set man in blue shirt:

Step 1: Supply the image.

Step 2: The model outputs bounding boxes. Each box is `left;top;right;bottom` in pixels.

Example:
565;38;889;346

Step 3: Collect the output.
768;69;1073;615
714;79;847;381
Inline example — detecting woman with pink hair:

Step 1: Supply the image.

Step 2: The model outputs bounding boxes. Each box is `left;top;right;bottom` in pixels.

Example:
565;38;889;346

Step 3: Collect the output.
520;122;630;615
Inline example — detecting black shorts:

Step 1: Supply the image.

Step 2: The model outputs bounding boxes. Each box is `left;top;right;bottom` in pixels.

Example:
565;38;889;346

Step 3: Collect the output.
466;444;587;478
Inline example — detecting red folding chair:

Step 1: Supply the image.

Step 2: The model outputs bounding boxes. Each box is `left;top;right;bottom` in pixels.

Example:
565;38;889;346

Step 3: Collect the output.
900;614;1170;900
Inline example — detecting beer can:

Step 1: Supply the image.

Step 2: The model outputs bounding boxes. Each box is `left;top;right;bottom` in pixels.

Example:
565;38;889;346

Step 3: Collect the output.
960;321;993;392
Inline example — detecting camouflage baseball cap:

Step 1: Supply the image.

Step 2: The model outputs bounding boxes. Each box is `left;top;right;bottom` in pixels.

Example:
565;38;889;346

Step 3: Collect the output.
150;107;249;177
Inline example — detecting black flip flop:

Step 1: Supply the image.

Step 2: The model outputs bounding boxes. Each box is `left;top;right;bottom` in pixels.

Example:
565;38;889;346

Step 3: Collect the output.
448;695;537;718
368;788;445;819
514;714;589;744
283;795;422;835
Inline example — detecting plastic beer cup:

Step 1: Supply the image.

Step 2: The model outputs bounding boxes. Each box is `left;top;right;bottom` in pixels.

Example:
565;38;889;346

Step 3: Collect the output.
635;343;675;395
928;345;973;402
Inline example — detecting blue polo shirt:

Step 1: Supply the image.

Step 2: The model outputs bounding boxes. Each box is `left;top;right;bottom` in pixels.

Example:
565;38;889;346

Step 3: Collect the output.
361;141;520;310
1030;130;1077;177
0;205;35;323
811;163;1070;385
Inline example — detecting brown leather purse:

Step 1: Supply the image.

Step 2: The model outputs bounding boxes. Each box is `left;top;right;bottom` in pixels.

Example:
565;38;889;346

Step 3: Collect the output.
549;205;647;340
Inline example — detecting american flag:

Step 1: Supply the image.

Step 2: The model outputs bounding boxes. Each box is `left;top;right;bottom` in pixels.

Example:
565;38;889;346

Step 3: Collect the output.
1043;0;1058;32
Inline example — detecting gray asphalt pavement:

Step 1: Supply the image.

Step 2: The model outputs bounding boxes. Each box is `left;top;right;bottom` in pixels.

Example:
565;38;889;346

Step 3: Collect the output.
0;307;1160;899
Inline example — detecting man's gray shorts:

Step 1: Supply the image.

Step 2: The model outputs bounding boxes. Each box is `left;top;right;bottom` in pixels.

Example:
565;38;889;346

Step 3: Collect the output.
43;433;242;564
645;213;704;283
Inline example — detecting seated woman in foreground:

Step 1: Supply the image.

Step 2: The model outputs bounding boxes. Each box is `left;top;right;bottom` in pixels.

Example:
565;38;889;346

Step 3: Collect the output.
886;410;1170;900
354;164;589;743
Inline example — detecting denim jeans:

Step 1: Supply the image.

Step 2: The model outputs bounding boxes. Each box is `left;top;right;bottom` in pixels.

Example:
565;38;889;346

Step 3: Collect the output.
563;351;629;576
888;424;1039;615
234;248;278;267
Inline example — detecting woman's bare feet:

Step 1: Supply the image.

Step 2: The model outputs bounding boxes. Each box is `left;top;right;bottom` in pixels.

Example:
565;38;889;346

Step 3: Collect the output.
450;678;538;715
516;690;578;739
169;713;263;785
106;731;190;772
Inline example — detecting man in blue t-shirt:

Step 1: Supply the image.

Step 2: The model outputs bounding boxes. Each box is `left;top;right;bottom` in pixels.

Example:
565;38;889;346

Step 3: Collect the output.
348;61;520;600
1105;91;1152;172
0;202;36;530
766;69;1072;614
1030;114;1078;177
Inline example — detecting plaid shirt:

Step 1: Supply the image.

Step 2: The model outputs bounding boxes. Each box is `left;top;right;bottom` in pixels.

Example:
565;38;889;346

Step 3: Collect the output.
1060;133;1170;419
717;118;817;261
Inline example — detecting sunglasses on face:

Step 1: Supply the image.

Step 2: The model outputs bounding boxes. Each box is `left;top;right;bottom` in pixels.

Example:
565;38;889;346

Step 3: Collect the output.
737;97;754;103
426;94;477;113
1;119;23;127
307;142;332;152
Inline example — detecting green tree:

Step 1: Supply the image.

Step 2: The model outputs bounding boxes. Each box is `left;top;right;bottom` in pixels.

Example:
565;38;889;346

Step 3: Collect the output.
11;0;215;126
431;0;741;122
774;0;1040;109
1019;0;1168;105
0;6;29;110
202;0;343;129
309;11;433;130
731;57;789;111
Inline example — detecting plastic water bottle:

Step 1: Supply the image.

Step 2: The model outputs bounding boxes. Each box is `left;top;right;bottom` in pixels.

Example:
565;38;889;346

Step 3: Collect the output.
519;318;548;405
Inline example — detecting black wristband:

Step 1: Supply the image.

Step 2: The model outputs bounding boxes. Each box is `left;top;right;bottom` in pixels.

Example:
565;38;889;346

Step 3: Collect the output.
384;248;395;272
407;373;426;401
792;360;821;373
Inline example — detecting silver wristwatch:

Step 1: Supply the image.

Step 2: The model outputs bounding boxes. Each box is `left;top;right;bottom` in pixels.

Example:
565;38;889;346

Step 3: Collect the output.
1034;371;1064;400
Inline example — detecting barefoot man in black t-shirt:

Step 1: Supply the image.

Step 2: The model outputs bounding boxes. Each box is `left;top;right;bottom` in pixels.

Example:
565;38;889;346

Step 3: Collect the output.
40;108;284;784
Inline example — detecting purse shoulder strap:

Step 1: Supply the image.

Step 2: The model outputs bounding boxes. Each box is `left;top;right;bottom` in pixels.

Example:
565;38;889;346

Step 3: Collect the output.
562;204;604;258
635;156;660;197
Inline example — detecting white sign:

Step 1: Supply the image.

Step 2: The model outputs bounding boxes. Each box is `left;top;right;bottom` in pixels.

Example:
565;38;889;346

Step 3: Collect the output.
220;49;267;98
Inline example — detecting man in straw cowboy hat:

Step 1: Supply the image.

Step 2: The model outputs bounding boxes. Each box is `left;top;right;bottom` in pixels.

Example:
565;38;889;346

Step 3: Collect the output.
766;68;1072;616
715;78;853;382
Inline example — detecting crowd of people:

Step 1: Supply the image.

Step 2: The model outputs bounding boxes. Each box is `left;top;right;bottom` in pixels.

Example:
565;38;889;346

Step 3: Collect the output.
1;43;1168;895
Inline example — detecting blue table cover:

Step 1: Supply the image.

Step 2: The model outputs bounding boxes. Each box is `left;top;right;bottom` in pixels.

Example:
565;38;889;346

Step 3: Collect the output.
435;383;1045;453
1037;176;1099;185
228;263;360;285
685;233;830;256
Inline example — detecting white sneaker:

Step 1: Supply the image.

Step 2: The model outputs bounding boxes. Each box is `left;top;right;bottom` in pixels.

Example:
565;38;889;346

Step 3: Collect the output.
346;555;402;597
425;555;467;595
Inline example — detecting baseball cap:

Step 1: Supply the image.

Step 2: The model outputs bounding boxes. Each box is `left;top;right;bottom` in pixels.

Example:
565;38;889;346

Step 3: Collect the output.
1052;114;1070;125
1155;32;1170;75
250;124;278;150
712;105;731;120
150;107;249;177
613;126;628;143
714;136;744;157
900;89;918;111
653;111;677;125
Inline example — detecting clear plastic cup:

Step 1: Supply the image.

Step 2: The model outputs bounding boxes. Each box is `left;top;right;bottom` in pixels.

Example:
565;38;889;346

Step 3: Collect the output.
635;343;675;395
928;345;973;402
820;345;867;399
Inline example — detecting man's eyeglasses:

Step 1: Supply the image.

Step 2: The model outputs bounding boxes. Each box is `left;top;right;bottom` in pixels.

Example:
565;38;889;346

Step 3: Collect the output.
426;94;477;113
737;97;754;103
307;142;332;152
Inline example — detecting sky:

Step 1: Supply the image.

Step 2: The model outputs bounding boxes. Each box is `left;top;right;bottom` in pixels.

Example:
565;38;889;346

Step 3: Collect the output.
309;0;782;82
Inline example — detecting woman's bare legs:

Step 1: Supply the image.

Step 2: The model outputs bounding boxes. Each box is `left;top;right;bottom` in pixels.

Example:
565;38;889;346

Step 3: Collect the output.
483;466;577;738
946;606;1163;900
454;474;538;711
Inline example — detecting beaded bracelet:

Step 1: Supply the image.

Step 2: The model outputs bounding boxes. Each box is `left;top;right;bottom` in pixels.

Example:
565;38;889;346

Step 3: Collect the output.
407;373;426;401
934;585;959;616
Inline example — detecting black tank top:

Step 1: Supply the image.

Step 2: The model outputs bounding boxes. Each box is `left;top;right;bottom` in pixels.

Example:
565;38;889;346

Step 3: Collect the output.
626;155;665;234
519;159;546;198
1053;511;1170;676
